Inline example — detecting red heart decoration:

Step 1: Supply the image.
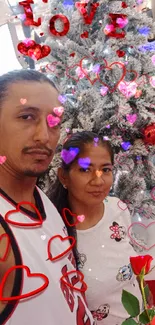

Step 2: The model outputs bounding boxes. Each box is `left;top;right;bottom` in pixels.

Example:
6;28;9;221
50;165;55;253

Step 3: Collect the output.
97;61;126;92
5;201;43;227
0;265;49;301
81;31;89;38
117;200;128;211
66;64;81;82
79;56;107;85
128;221;155;251
124;69;138;83
47;235;76;261
17;40;36;55
28;45;42;60
17;41;51;60
62;208;79;227
0;234;10;262
60;270;87;293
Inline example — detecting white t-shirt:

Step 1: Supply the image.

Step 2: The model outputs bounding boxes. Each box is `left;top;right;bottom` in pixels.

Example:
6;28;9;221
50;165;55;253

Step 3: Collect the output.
76;196;142;325
0;187;95;325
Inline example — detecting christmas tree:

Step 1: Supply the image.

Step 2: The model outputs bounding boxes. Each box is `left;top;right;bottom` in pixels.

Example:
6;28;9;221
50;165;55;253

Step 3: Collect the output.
9;0;155;254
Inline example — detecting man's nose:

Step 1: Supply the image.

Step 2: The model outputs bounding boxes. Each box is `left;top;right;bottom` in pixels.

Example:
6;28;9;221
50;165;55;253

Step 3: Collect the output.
33;119;50;144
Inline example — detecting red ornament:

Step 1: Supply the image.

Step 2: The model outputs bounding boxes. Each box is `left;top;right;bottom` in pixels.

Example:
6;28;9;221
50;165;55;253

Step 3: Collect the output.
49;14;70;37
80;31;89;38
143;123;155;145
19;0;41;26
116;49;126;57
17;40;51;60
121;2;128;8
75;2;99;25
69;52;75;57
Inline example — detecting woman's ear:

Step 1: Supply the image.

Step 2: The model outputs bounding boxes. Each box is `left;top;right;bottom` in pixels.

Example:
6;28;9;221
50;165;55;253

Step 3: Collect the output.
58;167;68;187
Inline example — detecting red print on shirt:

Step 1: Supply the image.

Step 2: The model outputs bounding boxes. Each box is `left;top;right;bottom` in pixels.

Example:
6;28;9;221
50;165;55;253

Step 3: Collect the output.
60;264;94;324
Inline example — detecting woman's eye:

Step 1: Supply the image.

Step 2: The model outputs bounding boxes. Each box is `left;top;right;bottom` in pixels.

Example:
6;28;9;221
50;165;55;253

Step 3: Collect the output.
20;114;34;120
79;168;90;172
103;168;112;173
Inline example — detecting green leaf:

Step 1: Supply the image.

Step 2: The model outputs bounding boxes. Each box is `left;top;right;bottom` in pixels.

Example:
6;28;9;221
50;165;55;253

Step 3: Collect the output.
122;290;140;317
139;310;150;324
122;319;138;325
148;309;155;320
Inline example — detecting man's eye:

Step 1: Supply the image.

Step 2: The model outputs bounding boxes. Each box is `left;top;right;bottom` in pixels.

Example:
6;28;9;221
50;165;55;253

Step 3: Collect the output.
20;114;34;120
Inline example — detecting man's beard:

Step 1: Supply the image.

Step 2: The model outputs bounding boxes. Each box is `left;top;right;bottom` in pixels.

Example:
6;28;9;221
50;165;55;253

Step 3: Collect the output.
23;168;49;178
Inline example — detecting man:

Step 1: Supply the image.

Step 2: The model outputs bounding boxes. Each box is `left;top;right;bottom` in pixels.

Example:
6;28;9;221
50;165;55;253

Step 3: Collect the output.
0;69;95;325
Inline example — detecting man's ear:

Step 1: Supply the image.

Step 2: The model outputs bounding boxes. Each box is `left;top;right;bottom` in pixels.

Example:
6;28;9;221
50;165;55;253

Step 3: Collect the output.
57;167;68;187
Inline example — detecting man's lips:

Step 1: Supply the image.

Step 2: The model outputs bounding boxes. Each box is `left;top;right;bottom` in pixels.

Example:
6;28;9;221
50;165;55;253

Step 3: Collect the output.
27;150;52;159
26;150;51;157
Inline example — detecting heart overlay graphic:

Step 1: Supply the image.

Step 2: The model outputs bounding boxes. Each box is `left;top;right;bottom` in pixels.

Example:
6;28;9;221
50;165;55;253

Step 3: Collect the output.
18;40;51;60
128;222;155;251
97;61;126;92
5;201;43;227
47;235;76;261
62;208;80;227
61;148;80;164
0;265;49;301
60;270;87;293
0;233;10;262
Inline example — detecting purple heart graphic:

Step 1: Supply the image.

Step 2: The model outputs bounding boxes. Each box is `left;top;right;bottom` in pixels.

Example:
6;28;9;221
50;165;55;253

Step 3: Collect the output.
78;157;91;169
94;137;99;143
61;147;80;164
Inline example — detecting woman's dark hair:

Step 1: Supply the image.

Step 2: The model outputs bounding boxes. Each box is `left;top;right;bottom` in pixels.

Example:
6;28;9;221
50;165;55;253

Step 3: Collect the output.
48;131;114;268
0;69;57;108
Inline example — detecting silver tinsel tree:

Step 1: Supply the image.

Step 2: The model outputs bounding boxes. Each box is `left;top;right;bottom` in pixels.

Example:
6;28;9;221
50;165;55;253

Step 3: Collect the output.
9;0;155;253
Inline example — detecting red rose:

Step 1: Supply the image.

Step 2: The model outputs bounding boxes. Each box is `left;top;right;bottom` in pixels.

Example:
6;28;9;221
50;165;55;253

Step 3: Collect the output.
130;255;153;276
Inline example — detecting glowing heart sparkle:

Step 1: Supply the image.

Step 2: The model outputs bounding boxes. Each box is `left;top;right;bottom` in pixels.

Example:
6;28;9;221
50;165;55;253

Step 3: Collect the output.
96;170;102;177
53;106;64;117
77;215;85;223
47;114;60;128
20;98;27;105
0;156;6;165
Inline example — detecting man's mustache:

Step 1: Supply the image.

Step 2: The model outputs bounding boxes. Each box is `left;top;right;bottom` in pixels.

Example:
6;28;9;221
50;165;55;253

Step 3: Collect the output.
22;146;53;157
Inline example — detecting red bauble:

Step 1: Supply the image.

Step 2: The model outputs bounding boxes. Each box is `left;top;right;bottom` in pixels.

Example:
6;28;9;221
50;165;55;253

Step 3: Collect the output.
143;123;155;145
116;49;126;57
121;2;128;8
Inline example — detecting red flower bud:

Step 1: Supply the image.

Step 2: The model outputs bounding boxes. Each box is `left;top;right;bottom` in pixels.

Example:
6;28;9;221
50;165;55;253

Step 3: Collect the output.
130;255;153;276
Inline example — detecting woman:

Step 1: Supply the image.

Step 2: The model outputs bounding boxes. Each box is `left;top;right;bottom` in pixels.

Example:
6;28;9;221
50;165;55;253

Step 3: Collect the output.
49;131;142;325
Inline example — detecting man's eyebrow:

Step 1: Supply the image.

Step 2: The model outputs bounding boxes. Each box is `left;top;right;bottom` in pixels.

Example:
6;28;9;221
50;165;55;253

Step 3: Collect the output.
16;105;40;112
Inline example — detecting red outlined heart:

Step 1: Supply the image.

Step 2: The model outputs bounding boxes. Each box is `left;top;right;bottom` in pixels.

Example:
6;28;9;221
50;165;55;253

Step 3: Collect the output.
97;61;126;92
0;265;49;301
62;208;79;227
0;234;10;262
5;201;43;227
60;270;87;293
124;69;138;83
66;64;81;82
79;56;107;85
151;187;155;200
47;235;76;261
128;222;155;251
117;200;129;211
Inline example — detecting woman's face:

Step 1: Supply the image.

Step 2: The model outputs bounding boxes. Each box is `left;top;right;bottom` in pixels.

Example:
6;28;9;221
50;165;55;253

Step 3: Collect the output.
60;143;113;206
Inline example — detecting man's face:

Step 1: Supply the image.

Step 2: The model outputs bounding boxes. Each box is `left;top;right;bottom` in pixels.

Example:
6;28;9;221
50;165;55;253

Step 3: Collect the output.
0;81;62;177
